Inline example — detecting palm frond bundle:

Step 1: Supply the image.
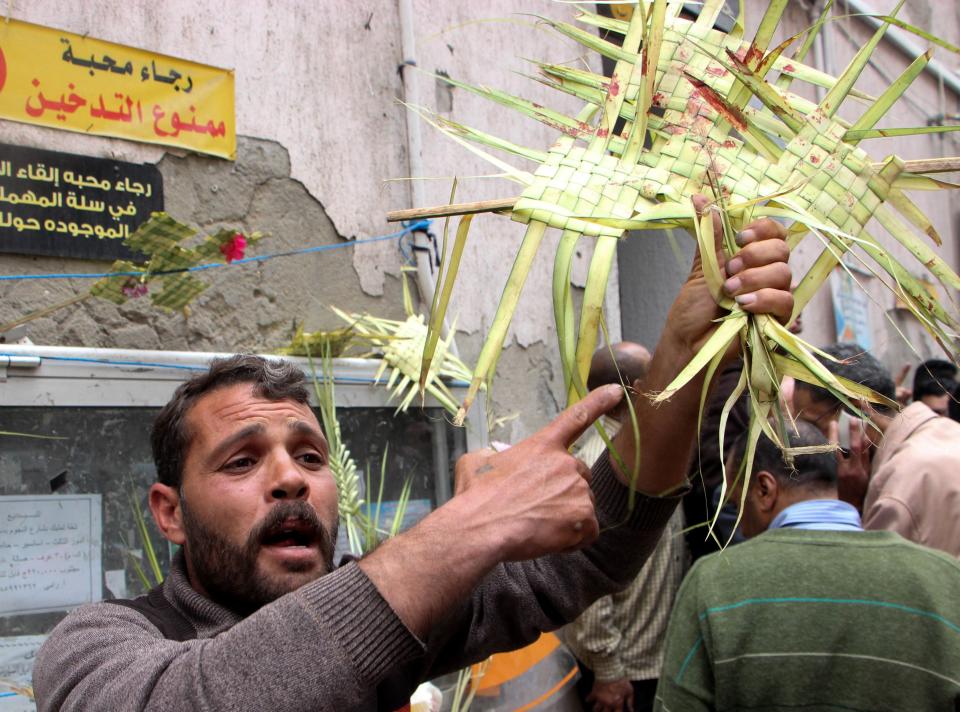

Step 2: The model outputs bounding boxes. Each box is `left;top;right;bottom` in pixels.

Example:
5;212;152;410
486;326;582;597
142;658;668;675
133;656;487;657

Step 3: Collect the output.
307;347;418;555
0;213;263;333
392;0;960;532
276;323;359;358
308;344;367;555
330;305;474;416
89;213;263;310
402;2;958;409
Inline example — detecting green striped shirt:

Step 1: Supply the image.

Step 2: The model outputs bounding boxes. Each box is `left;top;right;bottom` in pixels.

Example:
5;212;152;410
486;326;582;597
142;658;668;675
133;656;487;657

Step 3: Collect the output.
656;529;960;711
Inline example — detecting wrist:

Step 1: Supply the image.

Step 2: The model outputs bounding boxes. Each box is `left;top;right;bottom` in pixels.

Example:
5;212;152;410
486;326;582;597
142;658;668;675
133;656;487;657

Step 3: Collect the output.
358;494;503;638
647;331;694;390
427;491;507;571
592;660;627;682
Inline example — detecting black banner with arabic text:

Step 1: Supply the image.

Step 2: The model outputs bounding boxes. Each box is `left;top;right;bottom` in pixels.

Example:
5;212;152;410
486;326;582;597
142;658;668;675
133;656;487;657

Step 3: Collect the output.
0;143;163;260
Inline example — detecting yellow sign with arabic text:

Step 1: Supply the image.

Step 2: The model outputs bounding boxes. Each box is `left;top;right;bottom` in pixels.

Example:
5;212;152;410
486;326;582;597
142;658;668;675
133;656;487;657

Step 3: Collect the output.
0;18;235;159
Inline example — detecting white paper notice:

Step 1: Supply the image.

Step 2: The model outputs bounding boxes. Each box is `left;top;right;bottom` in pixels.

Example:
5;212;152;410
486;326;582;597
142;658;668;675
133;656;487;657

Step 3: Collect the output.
0;495;102;616
0;635;44;711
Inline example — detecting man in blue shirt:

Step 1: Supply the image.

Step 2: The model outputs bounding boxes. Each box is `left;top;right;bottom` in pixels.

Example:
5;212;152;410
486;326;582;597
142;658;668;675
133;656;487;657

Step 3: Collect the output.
655;420;960;710
728;421;861;538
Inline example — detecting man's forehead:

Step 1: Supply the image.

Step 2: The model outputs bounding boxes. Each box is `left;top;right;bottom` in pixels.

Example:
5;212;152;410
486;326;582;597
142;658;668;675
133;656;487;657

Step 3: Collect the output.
188;383;320;433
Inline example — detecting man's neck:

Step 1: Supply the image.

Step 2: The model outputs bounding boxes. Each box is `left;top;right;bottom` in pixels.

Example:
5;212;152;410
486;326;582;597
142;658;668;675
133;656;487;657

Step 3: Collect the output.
769;488;835;521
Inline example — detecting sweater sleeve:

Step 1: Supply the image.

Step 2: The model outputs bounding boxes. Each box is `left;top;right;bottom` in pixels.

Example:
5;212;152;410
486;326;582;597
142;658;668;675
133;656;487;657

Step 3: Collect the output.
654;562;715;711
420;451;683;678
33;562;423;711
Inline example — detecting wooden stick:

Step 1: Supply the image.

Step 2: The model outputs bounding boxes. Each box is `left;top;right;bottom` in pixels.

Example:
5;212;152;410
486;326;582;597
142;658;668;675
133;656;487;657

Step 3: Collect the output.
387;157;960;223
386;197;517;223
893;157;960;174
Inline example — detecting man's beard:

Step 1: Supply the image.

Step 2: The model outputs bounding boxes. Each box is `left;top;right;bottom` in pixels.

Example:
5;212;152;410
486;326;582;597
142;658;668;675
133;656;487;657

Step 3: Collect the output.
180;498;337;616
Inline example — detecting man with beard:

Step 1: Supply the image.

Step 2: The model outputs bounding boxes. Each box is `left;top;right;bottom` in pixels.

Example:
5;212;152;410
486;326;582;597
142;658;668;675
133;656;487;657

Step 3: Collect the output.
33;202;794;711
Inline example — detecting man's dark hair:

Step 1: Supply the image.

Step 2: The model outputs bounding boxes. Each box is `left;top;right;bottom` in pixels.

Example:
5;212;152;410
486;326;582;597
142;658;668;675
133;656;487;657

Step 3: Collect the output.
730;420;837;491
151;355;309;488
912;359;957;401
794;342;896;415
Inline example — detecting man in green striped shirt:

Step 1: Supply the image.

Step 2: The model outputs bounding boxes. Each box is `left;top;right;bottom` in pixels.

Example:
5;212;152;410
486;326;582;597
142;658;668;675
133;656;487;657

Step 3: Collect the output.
655;420;960;711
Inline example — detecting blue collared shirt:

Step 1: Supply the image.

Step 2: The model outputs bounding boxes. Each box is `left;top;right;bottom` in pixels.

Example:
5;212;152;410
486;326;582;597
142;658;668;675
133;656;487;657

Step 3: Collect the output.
769;499;863;532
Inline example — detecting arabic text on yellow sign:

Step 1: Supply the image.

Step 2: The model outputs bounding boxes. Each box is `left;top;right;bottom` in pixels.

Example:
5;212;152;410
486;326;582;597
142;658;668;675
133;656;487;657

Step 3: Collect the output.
0;18;236;159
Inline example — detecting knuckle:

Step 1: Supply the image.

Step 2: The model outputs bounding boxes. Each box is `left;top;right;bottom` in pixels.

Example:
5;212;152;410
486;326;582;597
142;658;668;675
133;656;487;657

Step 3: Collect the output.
774;240;791;262
757;218;785;239
568;403;590;429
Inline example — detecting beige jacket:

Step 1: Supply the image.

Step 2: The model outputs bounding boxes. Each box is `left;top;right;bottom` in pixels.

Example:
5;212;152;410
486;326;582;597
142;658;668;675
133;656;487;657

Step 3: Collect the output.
864;401;960;557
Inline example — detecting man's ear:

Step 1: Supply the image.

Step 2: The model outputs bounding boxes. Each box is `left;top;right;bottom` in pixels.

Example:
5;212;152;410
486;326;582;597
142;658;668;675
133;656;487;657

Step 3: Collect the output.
149;483;186;545
754;470;780;513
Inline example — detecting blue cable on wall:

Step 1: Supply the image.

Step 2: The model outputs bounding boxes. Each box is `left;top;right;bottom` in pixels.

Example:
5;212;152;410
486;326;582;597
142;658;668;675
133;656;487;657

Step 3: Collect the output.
0;220;432;282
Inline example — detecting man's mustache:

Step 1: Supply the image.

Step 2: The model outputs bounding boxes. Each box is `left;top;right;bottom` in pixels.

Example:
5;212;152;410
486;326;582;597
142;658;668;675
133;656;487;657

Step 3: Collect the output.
249;501;328;549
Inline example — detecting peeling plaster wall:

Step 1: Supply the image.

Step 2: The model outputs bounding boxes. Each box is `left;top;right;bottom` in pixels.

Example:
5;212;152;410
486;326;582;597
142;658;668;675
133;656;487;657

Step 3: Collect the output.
0;1;626;439
5;1;954;441
0;136;408;351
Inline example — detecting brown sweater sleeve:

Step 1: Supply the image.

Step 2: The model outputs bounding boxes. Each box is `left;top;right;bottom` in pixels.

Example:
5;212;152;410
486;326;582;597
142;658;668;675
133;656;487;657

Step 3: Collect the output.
33;561;424;711
417;451;684;679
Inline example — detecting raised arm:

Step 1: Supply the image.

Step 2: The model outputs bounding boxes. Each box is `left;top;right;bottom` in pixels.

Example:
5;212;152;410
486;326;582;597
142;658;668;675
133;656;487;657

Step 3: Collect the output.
34;200;792;712
610;198;792;495
358;384;624;639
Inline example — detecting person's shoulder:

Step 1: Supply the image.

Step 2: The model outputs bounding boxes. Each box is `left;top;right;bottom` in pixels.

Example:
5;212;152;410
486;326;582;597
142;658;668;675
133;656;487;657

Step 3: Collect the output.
43;598;169;646
881;532;960;572
685;535;772;578
33;599;182;711
891;406;960;454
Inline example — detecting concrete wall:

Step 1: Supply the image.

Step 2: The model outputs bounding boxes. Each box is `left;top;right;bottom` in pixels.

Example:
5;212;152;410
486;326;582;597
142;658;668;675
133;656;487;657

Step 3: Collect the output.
0;1;623;441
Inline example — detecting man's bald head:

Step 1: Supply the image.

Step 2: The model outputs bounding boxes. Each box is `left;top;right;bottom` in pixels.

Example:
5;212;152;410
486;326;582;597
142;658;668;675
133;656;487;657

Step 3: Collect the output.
587;342;651;392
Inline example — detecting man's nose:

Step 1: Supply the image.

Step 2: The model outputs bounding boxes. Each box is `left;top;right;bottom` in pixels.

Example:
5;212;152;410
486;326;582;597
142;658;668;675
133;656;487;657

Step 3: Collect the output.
268;451;309;500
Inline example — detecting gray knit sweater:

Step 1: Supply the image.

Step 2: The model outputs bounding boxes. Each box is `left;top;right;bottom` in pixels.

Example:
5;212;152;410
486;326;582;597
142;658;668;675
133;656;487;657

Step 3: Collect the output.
33;453;680;711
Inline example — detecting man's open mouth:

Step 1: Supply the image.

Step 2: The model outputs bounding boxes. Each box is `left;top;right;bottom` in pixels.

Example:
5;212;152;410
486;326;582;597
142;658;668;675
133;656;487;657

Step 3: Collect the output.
261;518;319;549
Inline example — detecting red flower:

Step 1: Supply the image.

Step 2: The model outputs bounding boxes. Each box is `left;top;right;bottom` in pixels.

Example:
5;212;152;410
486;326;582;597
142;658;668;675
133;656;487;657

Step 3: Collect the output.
220;232;247;262
121;278;149;299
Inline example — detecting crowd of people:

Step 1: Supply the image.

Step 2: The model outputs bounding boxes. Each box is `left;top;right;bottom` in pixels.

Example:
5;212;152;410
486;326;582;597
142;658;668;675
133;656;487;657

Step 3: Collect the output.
564;340;960;711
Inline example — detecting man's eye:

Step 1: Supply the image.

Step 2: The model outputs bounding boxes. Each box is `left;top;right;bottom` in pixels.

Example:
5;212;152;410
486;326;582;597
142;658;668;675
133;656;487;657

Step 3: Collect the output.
224;456;256;471
297;452;324;466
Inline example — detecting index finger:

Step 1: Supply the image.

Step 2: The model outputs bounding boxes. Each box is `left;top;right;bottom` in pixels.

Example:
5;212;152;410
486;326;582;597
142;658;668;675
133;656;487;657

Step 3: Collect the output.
827;419;839;445
848;419;866;456
692;193;723;253
539;384;624;448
